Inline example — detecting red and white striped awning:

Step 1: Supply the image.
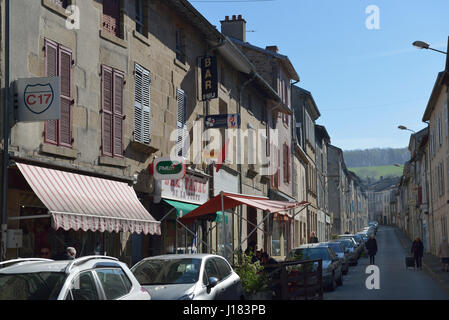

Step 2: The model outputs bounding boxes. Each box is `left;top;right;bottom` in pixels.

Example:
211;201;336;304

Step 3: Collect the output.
16;163;160;235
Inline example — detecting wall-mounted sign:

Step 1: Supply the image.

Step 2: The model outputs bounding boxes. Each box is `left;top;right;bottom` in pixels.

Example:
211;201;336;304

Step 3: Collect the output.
200;55;218;101
152;157;186;180
14;77;61;122
204;114;241;129
160;173;209;205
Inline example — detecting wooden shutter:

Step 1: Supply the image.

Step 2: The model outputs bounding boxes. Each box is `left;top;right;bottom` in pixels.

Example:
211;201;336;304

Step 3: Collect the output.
113;70;124;157
176;88;187;157
44;39;58;145
102;66;113;156
102;0;121;38
59;46;72;147
142;67;151;144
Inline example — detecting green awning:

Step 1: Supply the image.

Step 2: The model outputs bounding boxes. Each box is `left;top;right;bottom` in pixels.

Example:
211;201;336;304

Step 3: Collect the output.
164;199;199;218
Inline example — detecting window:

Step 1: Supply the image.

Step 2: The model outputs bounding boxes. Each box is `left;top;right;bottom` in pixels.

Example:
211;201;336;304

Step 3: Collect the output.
135;0;146;35
44;39;73;147
103;0;121;38
283;143;290;183
134;63;151;144
101;65;125;157
95;269;130;300
48;0;69;9
176;88;188;157
71;271;100;300
175;29;185;63
204;259;221;281
213;258;232;280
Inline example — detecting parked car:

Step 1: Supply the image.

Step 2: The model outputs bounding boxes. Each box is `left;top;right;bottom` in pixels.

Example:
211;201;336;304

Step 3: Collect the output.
286;244;343;291
0;256;150;300
318;242;349;275
338;234;363;257
331;238;358;266
131;254;244;300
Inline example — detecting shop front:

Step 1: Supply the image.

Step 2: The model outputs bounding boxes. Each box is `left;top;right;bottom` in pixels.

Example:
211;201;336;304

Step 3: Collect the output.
152;170;209;255
5;162;161;263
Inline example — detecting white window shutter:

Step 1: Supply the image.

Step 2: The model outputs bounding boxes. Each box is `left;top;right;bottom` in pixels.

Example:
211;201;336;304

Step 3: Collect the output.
134;64;143;143
176;88;187;157
445;103;448;138
142;68;151;144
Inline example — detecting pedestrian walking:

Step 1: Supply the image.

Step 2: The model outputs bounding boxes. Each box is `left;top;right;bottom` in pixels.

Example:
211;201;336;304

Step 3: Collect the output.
411;237;424;270
365;234;378;265
309;232;319;244
438;237;449;272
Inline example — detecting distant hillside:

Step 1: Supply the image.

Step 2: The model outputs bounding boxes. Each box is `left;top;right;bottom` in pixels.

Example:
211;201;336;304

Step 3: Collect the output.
343;148;410;168
349;165;403;183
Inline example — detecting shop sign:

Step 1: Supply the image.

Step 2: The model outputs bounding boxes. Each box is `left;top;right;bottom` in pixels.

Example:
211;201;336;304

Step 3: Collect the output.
204;113;241;129
200;55;218;101
161;173;209;204
14;77;61;122
152;157;186;180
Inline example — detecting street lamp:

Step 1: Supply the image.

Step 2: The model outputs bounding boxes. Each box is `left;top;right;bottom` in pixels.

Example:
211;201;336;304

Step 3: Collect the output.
412;40;447;55
398;125;416;133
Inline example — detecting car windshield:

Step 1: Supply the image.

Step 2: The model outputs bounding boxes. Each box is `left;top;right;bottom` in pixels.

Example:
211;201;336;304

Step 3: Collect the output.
287;248;330;261
0;272;67;300
326;243;344;253
132;258;202;285
333;240;353;248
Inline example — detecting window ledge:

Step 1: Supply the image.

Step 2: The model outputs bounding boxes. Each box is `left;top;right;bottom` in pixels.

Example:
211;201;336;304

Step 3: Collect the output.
42;0;71;19
129;140;158;155
98;156;127;168
133;30;150;46
174;58;189;72
40;143;78;159
100;29;128;49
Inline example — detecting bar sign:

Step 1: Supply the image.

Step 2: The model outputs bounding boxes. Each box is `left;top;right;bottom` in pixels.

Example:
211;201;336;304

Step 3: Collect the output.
200;55;218;101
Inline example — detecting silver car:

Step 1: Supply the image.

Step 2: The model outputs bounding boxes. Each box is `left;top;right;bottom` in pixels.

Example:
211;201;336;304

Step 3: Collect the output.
131;254;244;300
0;256;151;300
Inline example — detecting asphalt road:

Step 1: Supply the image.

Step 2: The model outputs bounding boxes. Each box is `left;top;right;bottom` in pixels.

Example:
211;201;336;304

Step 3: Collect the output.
324;225;449;300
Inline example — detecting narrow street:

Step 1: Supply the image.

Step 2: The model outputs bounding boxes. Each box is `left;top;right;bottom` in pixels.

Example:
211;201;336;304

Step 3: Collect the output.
325;226;449;300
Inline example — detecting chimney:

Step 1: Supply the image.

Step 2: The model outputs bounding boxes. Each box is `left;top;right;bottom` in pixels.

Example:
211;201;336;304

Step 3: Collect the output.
265;46;279;54
220;15;246;42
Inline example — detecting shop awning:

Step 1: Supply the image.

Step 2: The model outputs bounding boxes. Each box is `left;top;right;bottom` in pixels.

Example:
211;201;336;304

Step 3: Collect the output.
16;163;161;235
179;192;308;225
163;199;199;218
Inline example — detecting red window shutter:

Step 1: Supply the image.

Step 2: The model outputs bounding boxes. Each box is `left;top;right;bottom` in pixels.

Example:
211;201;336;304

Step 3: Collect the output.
113;71;124;157
102;0;121;38
102;66;113;156
59;46;72;146
44;39;58;145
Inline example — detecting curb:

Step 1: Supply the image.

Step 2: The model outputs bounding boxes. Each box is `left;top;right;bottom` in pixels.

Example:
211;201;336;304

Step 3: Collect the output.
394;228;449;292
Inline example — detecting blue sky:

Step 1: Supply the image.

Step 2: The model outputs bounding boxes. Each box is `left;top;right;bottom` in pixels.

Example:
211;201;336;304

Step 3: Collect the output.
190;0;449;151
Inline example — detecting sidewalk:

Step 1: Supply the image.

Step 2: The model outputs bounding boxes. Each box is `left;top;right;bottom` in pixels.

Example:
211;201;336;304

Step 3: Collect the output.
394;227;449;292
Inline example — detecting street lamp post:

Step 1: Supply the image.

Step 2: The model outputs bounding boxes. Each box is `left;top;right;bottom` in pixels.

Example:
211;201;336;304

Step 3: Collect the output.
397;125;416;133
412;40;447;55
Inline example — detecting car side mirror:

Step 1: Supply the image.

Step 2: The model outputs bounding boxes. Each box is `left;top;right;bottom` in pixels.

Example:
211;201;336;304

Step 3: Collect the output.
208;277;219;288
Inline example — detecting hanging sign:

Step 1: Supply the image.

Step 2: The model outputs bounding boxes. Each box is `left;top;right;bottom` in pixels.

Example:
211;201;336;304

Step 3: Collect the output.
200;55;218;101
151;157;186;180
14;77;61;122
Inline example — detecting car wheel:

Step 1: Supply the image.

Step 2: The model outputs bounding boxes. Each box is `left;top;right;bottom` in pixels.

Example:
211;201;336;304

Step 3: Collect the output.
329;273;336;291
336;272;343;286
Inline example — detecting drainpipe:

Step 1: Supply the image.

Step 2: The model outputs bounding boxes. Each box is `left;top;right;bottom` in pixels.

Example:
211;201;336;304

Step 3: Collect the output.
237;72;256;258
1;0;10;261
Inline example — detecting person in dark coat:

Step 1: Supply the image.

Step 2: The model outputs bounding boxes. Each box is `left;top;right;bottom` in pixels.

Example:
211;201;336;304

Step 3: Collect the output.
411;237;424;269
365;234;378;265
309;232;319;243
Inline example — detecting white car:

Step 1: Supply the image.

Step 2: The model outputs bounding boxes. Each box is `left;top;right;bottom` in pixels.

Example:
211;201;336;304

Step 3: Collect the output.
0;256;151;300
131;254;245;300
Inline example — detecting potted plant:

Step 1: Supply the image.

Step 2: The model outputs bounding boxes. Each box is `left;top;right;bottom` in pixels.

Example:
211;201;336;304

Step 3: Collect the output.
234;253;271;300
